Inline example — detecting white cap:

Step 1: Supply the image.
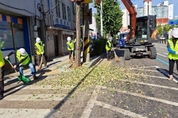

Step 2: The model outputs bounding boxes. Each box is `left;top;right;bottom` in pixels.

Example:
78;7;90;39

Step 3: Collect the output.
171;29;178;38
109;36;112;41
36;37;41;43
67;37;71;41
19;48;26;55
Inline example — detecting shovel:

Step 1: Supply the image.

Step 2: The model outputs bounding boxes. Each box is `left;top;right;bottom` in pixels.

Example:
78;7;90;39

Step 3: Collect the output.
6;59;31;84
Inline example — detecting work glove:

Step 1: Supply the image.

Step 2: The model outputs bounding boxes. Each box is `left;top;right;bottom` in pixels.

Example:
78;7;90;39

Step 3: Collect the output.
111;47;115;51
13;65;17;69
5;56;9;60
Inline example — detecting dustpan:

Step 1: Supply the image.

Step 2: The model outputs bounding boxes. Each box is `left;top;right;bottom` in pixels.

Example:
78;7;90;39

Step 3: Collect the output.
17;75;31;84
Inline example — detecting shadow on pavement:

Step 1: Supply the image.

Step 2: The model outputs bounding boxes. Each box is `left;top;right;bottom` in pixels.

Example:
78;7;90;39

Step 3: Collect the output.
4;69;52;98
156;68;178;81
45;58;103;118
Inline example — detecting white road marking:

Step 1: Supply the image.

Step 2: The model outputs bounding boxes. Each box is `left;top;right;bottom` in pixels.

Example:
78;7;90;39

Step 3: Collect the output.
95;101;147;118
120;80;178;91
157;53;167;58
0;108;50;118
12;85;73;90
4;94;66;101
80;86;101;118
101;86;178;107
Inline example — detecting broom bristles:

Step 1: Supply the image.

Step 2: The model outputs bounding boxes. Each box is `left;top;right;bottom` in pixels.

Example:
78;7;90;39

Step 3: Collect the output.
114;50;120;62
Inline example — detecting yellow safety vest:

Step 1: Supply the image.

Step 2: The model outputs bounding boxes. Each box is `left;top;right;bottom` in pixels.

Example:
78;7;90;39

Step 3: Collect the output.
16;50;30;66
67;41;74;51
35;41;44;55
168;38;178;60
0;50;5;67
105;40;112;51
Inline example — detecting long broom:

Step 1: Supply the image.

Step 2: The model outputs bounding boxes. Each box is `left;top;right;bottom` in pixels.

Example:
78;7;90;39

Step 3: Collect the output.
113;49;120;62
37;54;44;71
6;59;31;84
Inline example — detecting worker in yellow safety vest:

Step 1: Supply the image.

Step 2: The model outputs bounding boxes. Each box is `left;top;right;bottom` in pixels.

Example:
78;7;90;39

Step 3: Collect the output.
66;36;75;61
0;40;5;100
35;37;47;71
167;28;178;80
105;36;113;61
5;48;37;80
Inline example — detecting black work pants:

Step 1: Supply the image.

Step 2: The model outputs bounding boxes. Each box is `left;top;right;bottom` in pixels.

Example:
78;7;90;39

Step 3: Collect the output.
169;59;178;75
36;54;47;66
68;50;74;60
106;50;112;61
0;66;4;98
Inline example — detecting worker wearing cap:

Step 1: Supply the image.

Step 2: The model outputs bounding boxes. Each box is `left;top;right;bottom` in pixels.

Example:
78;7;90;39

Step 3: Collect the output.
5;48;37;80
105;36;113;61
167;28;178;80
35;37;47;71
0;41;5;100
66;36;74;61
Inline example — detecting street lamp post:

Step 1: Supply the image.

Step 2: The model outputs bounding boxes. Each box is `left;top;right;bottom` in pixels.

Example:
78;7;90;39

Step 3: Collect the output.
100;0;103;37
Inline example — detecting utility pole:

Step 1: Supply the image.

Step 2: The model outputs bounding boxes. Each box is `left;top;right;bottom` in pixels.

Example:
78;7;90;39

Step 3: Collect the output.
83;3;90;62
74;1;81;67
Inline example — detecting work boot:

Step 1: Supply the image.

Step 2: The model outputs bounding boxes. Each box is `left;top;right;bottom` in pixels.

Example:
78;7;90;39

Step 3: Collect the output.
31;75;37;80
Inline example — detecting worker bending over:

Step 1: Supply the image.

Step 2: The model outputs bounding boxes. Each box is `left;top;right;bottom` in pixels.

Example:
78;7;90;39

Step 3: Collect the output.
5;48;37;80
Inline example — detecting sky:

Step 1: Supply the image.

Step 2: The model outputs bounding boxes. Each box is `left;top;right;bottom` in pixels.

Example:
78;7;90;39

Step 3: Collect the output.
90;0;178;17
119;0;178;17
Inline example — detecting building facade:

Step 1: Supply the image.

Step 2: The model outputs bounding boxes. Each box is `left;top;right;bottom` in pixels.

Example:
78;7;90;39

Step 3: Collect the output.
0;0;76;65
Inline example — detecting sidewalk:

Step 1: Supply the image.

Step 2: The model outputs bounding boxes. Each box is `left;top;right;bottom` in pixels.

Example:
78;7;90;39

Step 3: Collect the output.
4;54;104;80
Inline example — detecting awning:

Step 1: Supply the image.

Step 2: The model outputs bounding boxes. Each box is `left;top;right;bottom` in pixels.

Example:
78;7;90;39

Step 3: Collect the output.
47;26;75;35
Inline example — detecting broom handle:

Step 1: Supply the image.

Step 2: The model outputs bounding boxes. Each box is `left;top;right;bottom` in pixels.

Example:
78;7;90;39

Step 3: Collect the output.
6;59;18;73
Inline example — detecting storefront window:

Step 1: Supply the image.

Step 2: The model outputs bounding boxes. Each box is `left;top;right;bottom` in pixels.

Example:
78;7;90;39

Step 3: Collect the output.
0;24;13;49
13;29;25;48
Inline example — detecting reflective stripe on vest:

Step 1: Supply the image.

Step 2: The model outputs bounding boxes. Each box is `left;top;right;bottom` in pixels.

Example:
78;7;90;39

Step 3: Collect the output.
67;41;74;51
105;40;112;51
168;38;178;60
35;41;44;55
0;50;5;67
16;50;30;66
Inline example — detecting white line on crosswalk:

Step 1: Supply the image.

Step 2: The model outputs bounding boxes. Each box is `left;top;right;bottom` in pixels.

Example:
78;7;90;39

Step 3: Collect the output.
95;101;147;118
120;80;178;91
4;94;66;101
0;108;50;118
81;86;101;118
101;86;178;107
157;53;167;58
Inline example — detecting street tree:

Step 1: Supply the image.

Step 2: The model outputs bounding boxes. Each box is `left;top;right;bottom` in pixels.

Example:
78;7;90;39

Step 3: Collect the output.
94;0;123;37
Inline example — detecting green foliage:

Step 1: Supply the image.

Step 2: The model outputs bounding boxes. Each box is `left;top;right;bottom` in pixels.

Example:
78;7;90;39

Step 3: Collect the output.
94;0;123;36
92;38;107;55
157;25;163;35
163;24;171;32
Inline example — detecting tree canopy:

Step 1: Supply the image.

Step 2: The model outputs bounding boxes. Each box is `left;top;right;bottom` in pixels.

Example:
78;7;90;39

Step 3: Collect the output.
94;0;123;37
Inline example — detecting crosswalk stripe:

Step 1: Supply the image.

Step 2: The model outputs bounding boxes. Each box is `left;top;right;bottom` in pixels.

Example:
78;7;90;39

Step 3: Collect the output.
12;85;73;90
0;108;50;118
101;86;178;107
96;101;146;118
4;94;66;101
